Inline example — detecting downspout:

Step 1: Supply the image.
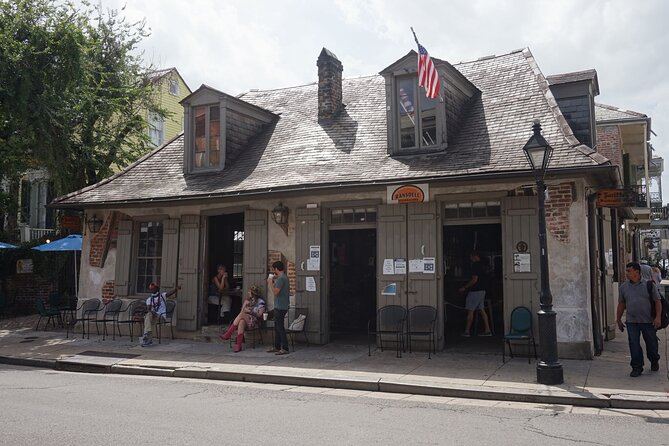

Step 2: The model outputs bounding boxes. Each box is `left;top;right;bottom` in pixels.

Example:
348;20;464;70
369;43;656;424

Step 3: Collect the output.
587;193;604;355
643;121;651;208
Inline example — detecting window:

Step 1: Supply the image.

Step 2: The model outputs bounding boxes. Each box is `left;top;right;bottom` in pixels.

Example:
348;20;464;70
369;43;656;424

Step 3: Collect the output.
148;112;164;147
232;230;244;279
396;75;439;151
444;201;501;219
331;207;377;225
135;221;163;293
193;105;221;169
169;79;180;96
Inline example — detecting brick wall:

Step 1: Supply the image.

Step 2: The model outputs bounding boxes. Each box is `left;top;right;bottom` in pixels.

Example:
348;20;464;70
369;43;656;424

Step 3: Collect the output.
596;125;622;167
7;274;57;314
317;48;343;122
89;212;118;268
545;183;575;243
101;280;115;303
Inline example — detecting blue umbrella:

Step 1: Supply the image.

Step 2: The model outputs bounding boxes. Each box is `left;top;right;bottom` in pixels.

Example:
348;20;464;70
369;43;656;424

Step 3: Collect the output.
33;234;82;297
0;242;17;249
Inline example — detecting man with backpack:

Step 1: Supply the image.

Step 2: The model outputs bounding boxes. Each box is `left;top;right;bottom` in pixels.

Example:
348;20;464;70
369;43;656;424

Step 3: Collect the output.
616;262;662;377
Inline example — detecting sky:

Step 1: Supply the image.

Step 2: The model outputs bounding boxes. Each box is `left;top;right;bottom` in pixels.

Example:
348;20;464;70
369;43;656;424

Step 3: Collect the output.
98;0;669;200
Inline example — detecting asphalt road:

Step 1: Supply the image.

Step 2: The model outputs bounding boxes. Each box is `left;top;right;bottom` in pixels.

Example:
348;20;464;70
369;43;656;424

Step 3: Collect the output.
1;364;668;445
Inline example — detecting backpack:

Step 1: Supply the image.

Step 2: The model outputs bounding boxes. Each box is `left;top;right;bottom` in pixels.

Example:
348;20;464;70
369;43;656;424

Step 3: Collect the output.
647;280;669;329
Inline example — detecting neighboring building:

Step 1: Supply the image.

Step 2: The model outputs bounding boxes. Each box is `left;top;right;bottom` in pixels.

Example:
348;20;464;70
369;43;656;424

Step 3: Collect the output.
146;68;191;147
5;67;191;243
54;47;659;360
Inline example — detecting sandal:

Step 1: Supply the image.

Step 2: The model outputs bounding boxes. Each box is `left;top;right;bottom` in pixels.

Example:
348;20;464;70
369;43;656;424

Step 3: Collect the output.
274;349;289;356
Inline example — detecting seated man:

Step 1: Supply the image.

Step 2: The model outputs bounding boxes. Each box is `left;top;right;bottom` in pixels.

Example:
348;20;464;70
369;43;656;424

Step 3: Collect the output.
220;285;266;352
142;282;179;347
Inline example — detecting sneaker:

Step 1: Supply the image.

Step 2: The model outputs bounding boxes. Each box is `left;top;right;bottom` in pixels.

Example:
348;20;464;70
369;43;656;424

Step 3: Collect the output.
651;361;659;372
480;332;492;337
629;369;642;377
460;332;471;337
266;347;279;353
141;339;153;347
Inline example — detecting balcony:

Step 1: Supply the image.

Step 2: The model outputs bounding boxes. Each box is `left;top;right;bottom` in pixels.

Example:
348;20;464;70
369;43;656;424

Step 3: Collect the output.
15;224;57;243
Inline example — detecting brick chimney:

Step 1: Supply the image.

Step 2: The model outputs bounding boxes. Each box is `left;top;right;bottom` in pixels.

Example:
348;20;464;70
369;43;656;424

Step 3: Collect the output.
317;48;343;123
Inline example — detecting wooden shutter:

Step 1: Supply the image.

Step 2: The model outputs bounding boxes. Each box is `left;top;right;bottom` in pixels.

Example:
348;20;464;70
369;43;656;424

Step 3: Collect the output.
114;219;133;297
160;219;180;291
177;215;200;331
295;207;321;343
243;209;268;297
376;204;407;309
502;196;540;343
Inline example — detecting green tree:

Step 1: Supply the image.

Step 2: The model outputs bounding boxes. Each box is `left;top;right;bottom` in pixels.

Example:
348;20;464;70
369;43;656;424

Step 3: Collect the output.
0;0;163;233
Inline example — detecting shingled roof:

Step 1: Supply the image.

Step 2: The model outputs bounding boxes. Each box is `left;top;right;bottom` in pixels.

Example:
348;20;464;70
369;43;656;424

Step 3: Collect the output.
53;48;609;208
595;102;648;123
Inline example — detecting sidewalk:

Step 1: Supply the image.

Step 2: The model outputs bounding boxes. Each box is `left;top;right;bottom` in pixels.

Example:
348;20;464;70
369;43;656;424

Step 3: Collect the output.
1;315;668;410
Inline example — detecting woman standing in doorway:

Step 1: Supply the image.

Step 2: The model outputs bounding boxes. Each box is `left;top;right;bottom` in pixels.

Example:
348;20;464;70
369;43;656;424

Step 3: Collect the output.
207;264;231;324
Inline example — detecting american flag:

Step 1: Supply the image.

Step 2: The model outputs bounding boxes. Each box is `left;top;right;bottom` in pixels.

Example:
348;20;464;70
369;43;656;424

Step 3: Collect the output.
417;43;440;99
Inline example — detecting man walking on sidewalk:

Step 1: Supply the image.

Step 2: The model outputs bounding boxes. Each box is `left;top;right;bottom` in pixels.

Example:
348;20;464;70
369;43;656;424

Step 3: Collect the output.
616;261;662;377
459;251;492;337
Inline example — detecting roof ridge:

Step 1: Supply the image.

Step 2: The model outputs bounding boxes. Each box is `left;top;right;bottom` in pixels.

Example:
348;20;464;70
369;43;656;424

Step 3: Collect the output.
520;48;606;166
453;47;525;66
595;102;647;118
238;74;381;97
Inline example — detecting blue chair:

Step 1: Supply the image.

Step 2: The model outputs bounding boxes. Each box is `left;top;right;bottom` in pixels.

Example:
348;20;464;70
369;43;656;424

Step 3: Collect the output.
503;306;537;363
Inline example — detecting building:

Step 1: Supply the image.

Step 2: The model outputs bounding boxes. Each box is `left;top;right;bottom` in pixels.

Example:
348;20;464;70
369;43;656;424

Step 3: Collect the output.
52;47;659;359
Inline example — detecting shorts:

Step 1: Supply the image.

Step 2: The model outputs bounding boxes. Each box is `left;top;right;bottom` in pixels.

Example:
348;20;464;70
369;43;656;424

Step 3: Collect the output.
465;290;486;311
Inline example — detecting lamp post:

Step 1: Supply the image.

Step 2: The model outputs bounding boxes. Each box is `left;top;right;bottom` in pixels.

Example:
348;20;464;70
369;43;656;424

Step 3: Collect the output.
522;120;564;385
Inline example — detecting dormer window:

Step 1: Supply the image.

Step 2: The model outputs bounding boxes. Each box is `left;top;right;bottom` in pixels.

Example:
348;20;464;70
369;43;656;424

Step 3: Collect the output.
397;76;438;150
193;105;221;168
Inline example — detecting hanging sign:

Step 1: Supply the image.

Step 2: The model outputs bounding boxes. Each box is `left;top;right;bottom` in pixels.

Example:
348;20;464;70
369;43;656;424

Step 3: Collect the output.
596;189;636;208
387;184;429;204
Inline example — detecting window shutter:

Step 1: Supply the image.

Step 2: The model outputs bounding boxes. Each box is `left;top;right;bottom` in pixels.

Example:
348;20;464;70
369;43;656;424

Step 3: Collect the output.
114;219;133;296
160;219;180;291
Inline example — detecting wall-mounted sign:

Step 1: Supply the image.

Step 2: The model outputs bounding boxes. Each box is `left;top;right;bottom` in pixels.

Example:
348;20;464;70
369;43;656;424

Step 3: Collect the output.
16;259;33;274
516;241;528;253
596;189;636;208
513;253;531;273
387;184;429;204
60;215;82;231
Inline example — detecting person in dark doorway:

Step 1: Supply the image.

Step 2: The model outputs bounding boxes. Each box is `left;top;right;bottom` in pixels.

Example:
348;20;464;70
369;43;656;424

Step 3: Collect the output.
616;261;661;377
219;285;266;352
459;251;492;337
142;282;179;347
267;261;290;355
207;264;231;324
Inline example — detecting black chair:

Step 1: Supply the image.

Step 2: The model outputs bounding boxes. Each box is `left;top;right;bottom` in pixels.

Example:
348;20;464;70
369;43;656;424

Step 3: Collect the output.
503;306;537;363
368;305;407;358
96;299;123;340
117;300;147;342
285;307;309;350
35;299;63;330
407;305;437;359
156;299;177;344
66;298;101;339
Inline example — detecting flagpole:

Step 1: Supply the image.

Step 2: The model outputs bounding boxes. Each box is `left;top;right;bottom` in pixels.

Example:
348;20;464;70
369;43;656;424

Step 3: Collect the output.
410;27;446;103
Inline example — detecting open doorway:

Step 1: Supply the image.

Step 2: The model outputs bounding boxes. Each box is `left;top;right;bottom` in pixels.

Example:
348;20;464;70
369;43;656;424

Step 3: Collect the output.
205;213;244;326
443;224;503;352
329;229;376;341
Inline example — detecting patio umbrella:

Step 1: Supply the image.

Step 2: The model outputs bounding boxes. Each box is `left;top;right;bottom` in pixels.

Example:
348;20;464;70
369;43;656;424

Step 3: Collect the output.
33;234;82;297
0;242;17;249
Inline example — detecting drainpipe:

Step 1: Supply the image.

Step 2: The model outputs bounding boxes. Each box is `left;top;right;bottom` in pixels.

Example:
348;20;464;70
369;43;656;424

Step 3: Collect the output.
587;193;603;355
643;121;651;208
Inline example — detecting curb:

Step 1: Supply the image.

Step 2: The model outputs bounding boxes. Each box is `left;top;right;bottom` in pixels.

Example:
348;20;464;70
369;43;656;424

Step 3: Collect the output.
2;354;668;410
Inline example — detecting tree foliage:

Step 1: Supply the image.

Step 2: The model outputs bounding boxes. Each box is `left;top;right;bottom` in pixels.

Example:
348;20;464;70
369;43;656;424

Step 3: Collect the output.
0;0;163;215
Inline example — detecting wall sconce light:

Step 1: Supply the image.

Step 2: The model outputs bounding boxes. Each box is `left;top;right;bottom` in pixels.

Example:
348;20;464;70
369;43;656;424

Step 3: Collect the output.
87;214;103;233
271;203;289;234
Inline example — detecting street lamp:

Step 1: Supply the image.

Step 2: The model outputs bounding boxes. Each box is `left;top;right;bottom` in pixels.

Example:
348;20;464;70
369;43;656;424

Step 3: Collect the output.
522;120;564;385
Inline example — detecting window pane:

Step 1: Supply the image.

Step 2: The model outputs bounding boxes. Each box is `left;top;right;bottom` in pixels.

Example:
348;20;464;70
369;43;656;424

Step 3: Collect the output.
342;208;354;224
209;106;220;167
354;208;367;223
444;204;458;219
136;221;163;293
194;106;206;168
366;208;376;222
331;209;342;224
458;203;472;218
397;78;416;149
420;95;437;147
487;201;501;216
472;201;486;218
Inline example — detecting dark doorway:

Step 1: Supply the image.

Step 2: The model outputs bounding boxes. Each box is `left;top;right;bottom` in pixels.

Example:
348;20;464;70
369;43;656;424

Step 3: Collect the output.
205;213;244;325
329;229;376;338
443;224;503;351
